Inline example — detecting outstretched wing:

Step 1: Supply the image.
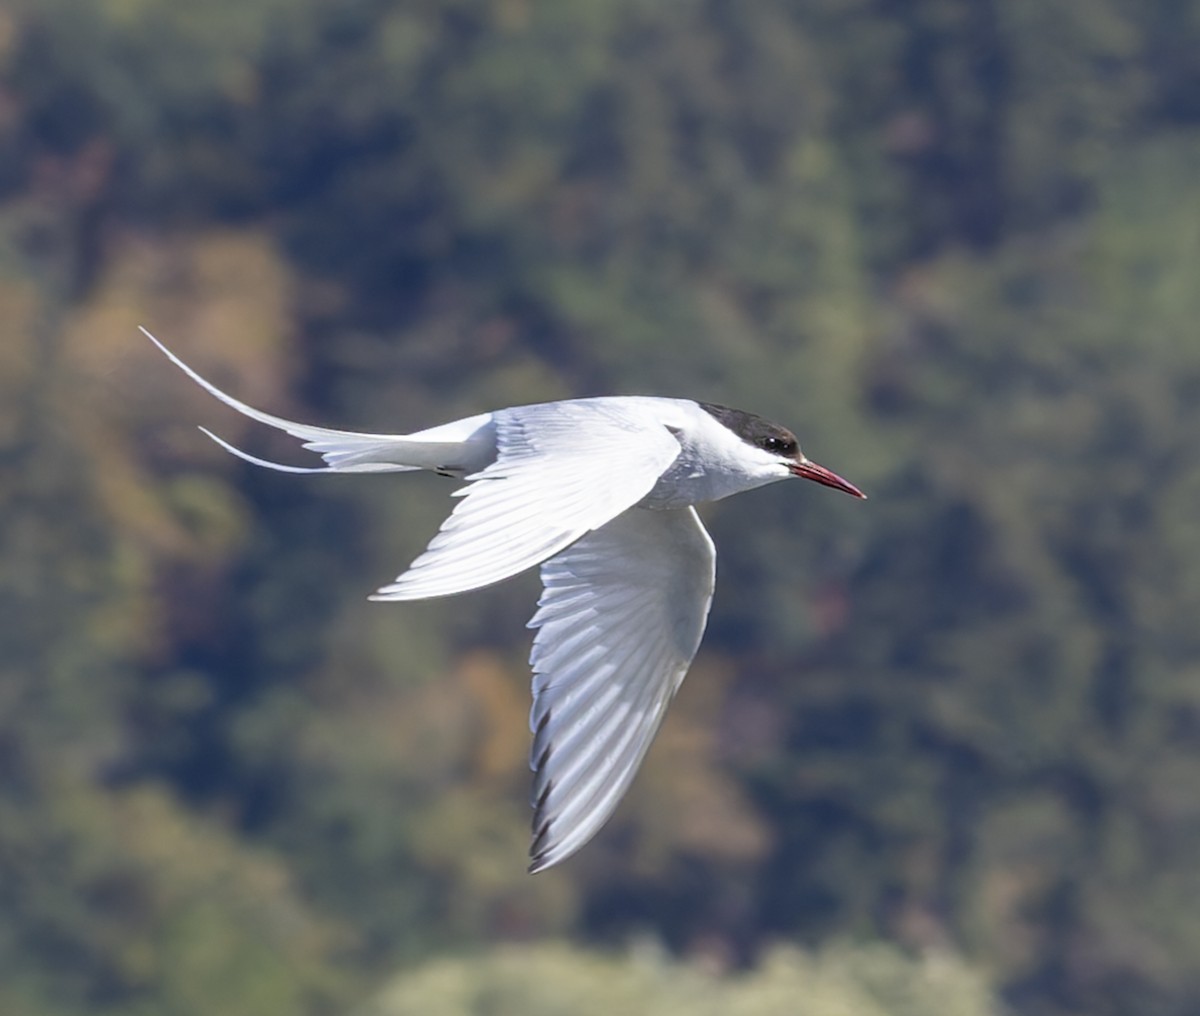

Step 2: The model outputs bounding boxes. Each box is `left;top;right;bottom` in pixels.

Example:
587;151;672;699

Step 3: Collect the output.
371;401;682;601
525;506;716;872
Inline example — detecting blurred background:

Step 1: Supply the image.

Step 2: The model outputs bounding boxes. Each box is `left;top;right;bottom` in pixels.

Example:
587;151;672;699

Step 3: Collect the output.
3;1;1200;1013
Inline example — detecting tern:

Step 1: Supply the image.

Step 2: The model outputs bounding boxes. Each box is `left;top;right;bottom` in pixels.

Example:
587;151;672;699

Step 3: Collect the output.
142;326;865;872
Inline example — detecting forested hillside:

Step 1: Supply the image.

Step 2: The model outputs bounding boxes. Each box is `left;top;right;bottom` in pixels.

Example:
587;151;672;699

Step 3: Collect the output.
3;2;1200;1014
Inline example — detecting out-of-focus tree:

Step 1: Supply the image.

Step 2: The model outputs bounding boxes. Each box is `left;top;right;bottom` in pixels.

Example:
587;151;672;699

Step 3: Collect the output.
748;135;1200;1014
3;1;1200;1015
362;940;1000;1016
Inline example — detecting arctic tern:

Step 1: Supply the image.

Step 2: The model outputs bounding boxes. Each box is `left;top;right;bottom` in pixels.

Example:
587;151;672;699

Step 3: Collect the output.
142;326;865;872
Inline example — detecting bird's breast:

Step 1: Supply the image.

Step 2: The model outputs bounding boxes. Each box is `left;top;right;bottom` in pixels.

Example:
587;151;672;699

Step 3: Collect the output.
640;454;767;509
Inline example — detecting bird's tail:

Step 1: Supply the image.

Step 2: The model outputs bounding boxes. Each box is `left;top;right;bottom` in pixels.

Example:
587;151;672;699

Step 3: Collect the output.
141;326;494;475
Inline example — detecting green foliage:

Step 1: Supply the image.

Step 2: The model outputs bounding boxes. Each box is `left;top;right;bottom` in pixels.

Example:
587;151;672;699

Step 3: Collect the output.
3;1;1200;1015
363;940;999;1016
0;780;348;1016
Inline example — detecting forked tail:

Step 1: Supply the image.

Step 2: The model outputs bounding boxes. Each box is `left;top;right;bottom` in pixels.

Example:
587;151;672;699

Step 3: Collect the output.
141;326;495;475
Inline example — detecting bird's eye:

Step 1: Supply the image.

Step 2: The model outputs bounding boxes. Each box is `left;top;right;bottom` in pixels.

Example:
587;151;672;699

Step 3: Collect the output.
761;435;797;456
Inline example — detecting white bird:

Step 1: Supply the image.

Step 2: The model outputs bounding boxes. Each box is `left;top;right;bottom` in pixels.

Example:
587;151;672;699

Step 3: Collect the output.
141;326;865;872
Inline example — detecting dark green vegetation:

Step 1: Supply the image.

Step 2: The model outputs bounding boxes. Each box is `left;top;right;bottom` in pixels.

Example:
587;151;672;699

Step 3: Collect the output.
3;1;1200;1013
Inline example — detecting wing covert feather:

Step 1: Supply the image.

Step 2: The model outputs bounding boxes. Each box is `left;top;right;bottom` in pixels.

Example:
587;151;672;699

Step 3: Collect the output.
372;402;682;600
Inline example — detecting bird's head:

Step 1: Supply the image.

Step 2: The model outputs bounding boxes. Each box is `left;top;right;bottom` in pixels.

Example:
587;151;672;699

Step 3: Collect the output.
700;402;866;499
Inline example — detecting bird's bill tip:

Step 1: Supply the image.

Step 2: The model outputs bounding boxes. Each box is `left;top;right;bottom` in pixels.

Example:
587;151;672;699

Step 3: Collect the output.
789;459;867;499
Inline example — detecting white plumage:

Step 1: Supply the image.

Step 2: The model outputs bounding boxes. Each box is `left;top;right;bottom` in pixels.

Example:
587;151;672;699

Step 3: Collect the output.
143;326;864;872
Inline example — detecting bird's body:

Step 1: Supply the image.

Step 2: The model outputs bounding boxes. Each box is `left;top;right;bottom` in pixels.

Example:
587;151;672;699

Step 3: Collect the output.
142;327;864;872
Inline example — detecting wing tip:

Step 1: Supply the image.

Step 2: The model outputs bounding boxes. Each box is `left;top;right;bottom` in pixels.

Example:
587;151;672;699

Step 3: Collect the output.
528;820;555;875
527;779;558;874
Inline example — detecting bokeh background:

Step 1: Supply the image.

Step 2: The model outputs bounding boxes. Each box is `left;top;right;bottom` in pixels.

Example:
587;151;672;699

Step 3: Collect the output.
4;1;1200;1014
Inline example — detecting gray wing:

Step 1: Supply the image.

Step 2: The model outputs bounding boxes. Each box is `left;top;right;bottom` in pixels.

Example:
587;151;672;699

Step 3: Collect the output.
372;401;682;601
526;505;717;872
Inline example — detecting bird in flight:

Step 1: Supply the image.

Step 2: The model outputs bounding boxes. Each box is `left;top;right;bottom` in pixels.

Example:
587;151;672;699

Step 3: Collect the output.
142;326;865;872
